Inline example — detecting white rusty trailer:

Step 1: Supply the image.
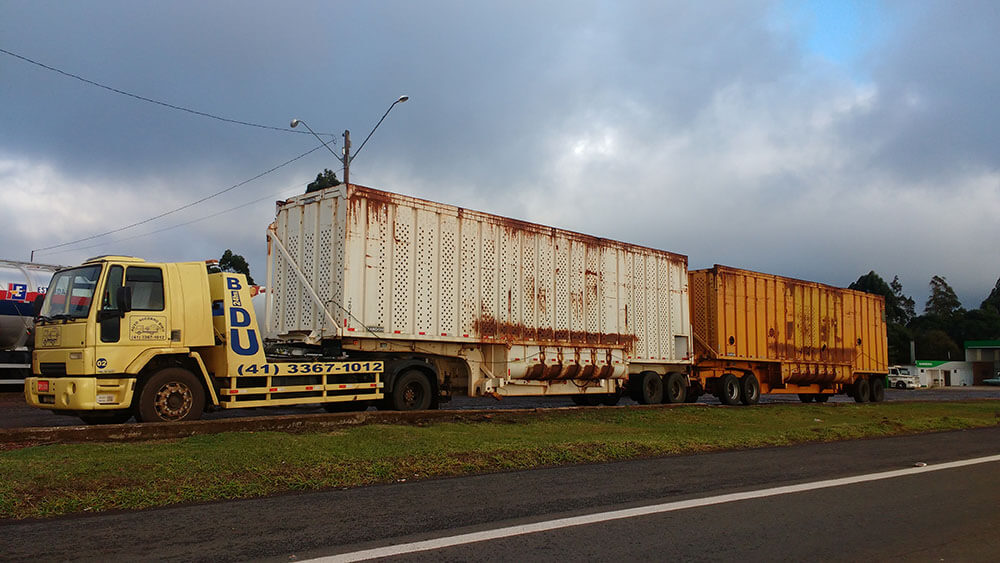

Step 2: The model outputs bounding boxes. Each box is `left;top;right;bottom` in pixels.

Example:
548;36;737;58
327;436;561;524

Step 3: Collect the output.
265;184;691;407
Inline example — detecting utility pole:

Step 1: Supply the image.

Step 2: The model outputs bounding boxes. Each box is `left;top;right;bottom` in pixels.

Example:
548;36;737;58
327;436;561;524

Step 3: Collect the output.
342;129;351;187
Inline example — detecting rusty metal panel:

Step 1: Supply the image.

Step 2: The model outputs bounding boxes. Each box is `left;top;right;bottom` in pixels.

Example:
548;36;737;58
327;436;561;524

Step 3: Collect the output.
689;265;887;381
269;185;691;370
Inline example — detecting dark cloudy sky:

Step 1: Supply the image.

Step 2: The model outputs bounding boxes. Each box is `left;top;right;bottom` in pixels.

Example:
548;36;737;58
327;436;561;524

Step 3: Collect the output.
2;1;998;308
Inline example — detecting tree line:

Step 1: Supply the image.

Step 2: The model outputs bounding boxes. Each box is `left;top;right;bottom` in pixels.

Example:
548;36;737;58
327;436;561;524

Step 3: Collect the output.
849;272;1000;364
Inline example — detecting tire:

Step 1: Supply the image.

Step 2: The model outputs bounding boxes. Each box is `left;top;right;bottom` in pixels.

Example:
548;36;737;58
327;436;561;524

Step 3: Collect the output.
136;367;205;422
813;394;829;403
870;376;885;403
323;401;370;413
663;373;687;404
798;394;815;403
718;374;741;406
391;370;433;411
852;378;871;403
896;381;906;390
78;411;133;425
739;374;760;405
632;372;663;404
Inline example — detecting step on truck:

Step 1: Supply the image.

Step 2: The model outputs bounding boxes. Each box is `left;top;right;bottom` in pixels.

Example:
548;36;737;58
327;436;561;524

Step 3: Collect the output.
25;257;382;423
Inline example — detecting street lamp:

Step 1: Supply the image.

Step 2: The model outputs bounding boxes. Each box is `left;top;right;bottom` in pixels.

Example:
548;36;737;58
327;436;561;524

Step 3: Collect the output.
290;94;408;188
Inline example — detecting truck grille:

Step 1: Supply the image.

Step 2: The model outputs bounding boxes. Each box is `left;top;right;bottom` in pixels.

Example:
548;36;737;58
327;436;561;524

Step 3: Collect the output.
39;363;67;376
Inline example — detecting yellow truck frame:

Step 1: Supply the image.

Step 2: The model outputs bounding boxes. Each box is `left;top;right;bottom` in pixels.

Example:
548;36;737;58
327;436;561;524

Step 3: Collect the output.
24;256;382;424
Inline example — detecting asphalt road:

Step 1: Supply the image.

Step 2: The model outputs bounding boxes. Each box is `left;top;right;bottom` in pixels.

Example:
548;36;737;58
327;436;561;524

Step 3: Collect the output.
2;385;999;429
2;426;999;561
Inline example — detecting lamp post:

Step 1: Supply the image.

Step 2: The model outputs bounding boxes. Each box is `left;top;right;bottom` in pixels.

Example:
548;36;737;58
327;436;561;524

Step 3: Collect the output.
290;95;408;188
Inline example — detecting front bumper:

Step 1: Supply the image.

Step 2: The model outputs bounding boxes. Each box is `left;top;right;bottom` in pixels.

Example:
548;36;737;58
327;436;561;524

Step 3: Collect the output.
25;377;137;411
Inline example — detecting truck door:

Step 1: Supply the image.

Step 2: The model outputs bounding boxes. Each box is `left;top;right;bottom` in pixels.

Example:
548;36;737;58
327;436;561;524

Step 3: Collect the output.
95;265;170;375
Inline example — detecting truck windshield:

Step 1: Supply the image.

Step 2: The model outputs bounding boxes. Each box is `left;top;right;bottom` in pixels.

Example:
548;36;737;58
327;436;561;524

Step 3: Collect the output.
39;265;102;319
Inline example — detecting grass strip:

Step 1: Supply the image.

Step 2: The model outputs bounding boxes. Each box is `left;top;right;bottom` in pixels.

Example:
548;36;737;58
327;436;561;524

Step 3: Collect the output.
1;401;998;520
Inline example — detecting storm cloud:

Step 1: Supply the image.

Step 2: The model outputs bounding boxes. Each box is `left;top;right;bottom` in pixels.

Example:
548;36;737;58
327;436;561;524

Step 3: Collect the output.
1;1;997;307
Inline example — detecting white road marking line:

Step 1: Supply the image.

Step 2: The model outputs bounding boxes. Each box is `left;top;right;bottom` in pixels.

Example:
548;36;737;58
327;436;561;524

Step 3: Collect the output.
312;453;1000;562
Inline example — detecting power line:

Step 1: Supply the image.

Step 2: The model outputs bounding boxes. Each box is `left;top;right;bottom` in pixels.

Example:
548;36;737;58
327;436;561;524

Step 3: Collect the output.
31;144;327;256
38;183;309;257
0;46;338;137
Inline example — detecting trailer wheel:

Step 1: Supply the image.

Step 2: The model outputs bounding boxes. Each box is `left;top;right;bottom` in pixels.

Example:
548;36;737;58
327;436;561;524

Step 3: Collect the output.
718;374;741;405
813;394;829;403
852;378;871;403
78;411;133;425
391;370;433;411
870;377;885;402
631;371;663;404
136;368;205;422
663;373;687;404
739;374;760;405
798;394;815;403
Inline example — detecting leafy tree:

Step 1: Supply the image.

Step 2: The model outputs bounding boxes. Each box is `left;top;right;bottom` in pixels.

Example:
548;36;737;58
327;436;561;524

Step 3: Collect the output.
306;168;340;193
219;249;255;285
914;329;961;360
981;276;1000;314
924;275;963;319
890;276;915;325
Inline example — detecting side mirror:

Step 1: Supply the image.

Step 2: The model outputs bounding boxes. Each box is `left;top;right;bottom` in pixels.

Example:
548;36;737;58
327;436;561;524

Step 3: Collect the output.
32;294;45;317
117;286;133;315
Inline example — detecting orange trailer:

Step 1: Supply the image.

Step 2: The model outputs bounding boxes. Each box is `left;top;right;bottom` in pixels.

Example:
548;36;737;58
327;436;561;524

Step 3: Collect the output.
686;265;888;404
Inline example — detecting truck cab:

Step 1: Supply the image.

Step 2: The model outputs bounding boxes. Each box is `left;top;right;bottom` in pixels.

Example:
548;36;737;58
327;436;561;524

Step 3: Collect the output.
25;255;383;424
887;366;918;390
25;256;215;423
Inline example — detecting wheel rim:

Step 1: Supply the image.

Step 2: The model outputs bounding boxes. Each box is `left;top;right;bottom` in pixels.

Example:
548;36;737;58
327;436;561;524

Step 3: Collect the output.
153;382;194;421
402;381;423;408
726;381;739;401
668;380;682;400
644;378;657;398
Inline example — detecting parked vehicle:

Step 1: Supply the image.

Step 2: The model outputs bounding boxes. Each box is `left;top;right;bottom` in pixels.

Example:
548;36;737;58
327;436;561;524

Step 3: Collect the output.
887;366;919;389
0;260;59;384
24;184;888;423
686;266;889;405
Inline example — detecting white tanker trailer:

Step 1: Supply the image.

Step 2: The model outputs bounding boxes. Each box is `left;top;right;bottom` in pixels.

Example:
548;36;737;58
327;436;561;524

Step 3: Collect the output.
1;259;59;384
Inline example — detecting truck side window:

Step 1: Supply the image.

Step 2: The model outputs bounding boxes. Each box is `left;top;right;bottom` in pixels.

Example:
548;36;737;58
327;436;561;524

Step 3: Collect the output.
102;266;124;310
125;267;164;311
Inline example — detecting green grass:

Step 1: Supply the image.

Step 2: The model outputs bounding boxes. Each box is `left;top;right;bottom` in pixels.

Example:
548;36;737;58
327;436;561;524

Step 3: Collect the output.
1;401;998;520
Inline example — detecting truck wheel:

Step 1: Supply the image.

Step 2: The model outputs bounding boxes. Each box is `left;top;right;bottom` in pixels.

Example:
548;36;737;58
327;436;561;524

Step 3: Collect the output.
137;368;205;422
718;374;741;405
870;377;885;402
78;412;133;425
391;370;432;411
739;374;760;405
798;394;814;403
663;373;687;404
896;381;906;389
632;371;663;404
852;378;871;403
813;394;829;403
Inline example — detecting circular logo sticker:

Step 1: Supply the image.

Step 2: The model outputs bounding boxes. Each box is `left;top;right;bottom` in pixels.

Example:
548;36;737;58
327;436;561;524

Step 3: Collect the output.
96;358;108;369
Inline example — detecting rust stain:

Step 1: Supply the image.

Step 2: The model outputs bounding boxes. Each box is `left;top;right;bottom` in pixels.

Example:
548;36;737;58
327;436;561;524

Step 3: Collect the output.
472;314;637;353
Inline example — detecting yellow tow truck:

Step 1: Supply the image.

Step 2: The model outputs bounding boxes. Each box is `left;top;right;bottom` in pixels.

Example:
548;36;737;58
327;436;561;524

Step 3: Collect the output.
24;256;382;424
